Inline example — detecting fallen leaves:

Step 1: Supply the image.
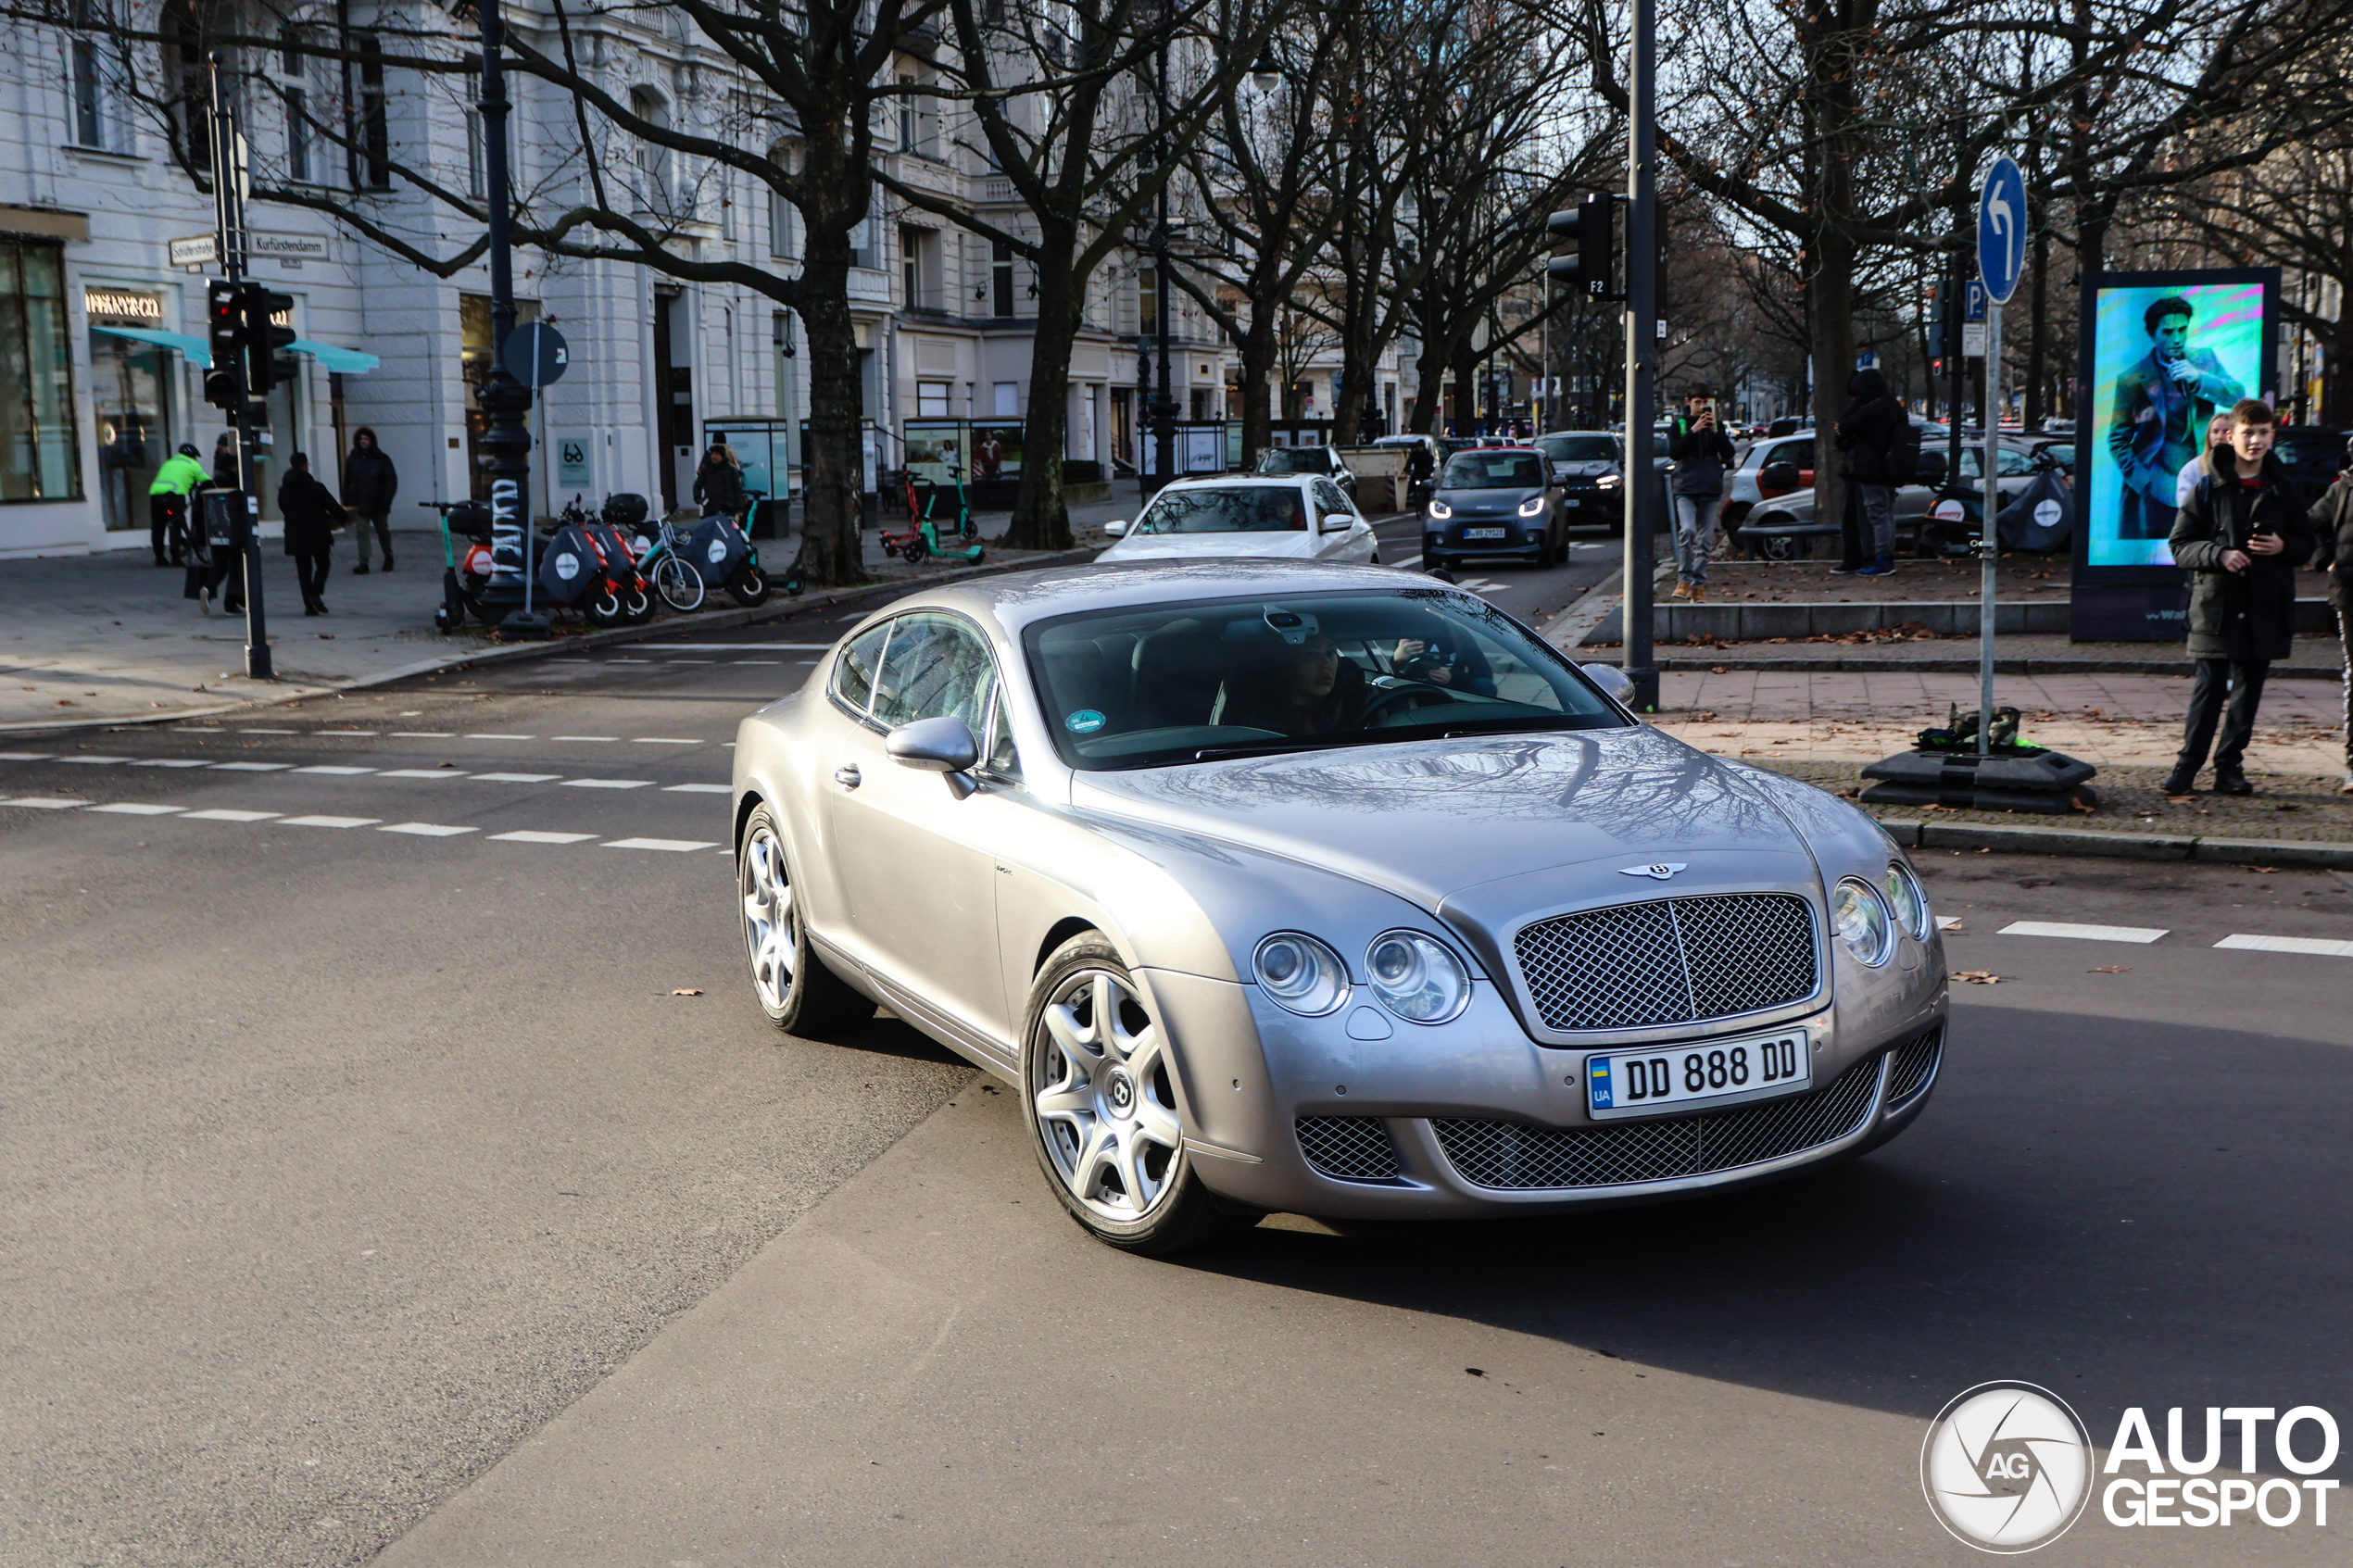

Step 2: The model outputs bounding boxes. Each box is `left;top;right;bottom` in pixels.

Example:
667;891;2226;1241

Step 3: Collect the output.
1950;970;2004;985
670;987;703;997
2090;965;2133;974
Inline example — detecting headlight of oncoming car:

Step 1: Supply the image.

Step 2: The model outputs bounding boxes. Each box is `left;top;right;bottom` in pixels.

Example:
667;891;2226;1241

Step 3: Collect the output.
1365;931;1472;1023
1882;861;1931;941
1598;472;1621;489
1253;933;1350;1016
1831;878;1894;967
1516;495;1545;518
1427;499;1453;521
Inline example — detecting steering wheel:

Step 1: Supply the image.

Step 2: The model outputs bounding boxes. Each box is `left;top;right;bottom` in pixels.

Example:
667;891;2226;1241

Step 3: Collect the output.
1356;681;1459;728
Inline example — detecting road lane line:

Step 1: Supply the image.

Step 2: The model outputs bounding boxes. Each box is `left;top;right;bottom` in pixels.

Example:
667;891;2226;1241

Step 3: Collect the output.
181;809;279;822
237;727;299;734
623;643;835;650
490;830;598;844
0;751;56;759
57;755;133;764
553;735;619;742
663;783;731;794
211;761;295;771
317;730;378;736
561;778;653;790
87;803;185;815
2215;934;2353;959
472;772;561;783
603;837;719;852
378;822;475;837
294;765;377;775
466;733;536;740
379;768;469;779
131;759;211;768
630;737;701;745
280;815;381;829
1999;920;2169;944
2;797;84;809
389;731;454;737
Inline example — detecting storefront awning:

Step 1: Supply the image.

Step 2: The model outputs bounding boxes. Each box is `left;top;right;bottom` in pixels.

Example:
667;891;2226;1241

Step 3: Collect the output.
90;323;378;375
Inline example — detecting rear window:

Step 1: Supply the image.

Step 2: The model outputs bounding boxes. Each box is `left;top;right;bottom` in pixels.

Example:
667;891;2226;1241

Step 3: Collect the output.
1136;485;1309;534
1441;454;1543;488
1257;449;1324;474
1536;435;1617;464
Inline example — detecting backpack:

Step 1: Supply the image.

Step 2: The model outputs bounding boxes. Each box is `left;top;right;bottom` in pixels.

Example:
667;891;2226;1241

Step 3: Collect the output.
1887;419;1924;485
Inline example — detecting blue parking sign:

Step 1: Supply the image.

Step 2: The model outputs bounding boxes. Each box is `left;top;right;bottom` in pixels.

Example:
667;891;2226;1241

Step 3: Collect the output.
1977;157;2027;305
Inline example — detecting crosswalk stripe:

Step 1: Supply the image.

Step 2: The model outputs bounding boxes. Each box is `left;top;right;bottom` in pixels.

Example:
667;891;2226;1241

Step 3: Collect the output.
631;737;700;745
4;797;86;809
378;822;475;837
490;830;598;844
2214;933;2353;959
603;836;720;852
466;734;535;740
210;761;293;771
280;815;380;829
379;769;467;779
181;809;278;822
562;778;652;789
57;755;134;765
663;783;731;794
131;759;210;768
1999;920;2168;944
0;751;55;760
294;765;376;775
87;802;184;815
472;772;560;784
553;735;620;742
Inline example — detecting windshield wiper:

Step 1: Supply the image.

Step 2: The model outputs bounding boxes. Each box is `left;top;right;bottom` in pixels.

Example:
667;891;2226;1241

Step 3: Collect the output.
1189;733;1410;762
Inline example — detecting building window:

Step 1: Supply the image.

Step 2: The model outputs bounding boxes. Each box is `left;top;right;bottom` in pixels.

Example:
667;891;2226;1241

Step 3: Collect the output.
359;33;390;188
992;241;1013;318
630;87;672;208
899;73;917;153
1139;266;1157;337
464;72;483;198
0;241;82;501
916;381;950;417
168;0;208;169
69;2;107;151
900;225;939;309
285;87;311;182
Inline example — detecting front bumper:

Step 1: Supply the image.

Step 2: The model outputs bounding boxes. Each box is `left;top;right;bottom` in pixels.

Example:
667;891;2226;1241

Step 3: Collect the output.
1148;966;1947;1220
1425;522;1545;558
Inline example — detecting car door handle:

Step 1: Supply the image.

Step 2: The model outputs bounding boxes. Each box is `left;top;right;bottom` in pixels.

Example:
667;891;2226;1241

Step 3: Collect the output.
834;765;862;789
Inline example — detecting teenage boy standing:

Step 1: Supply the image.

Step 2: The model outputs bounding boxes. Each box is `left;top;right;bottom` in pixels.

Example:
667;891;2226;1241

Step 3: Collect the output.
2162;399;2314;796
1667;386;1736;601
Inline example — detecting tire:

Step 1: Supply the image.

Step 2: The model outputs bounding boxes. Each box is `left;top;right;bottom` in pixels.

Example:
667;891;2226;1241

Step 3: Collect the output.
622;585;654;623
737;806;875;1037
1019;935;1260;1255
653;554;705;613
727;562;773;607
584;587;624;627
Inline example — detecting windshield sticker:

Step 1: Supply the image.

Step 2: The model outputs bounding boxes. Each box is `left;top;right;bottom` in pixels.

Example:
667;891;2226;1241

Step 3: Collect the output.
1065;709;1106;734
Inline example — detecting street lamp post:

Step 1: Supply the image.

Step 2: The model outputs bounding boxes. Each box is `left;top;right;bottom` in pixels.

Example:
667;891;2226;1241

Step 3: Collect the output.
473;0;545;634
1620;0;1661;710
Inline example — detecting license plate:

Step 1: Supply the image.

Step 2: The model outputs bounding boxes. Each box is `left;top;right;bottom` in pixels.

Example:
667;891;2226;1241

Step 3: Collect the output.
1461;526;1507;540
1586;1029;1811;1120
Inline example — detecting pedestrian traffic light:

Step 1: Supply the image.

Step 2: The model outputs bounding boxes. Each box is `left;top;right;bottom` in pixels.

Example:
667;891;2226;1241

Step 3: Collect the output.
204;280;244;410
241;284;297;396
1545;193;1618;300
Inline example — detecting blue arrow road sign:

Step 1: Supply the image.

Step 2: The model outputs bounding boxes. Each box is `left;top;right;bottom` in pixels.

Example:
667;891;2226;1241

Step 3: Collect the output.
1977;156;2027;305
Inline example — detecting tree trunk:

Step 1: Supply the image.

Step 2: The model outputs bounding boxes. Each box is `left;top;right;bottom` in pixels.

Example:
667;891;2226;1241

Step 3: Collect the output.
1807;230;1856;540
2327;307;2353;429
1238;307;1277;469
2024;219;2050;429
795;248;864;588
1008;242;1078;552
1449;336;1478;433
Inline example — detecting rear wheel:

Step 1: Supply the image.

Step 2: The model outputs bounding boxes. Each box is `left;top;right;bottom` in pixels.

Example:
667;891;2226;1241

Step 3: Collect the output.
653;554;704;613
727;562;772;607
1020;935;1260;1255
739;806;875;1036
584;587;625;626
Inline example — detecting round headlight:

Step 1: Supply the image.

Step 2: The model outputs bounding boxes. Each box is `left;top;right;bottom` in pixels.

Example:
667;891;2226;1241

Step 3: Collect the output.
1831;878;1894;967
1252;933;1350;1016
1882;861;1931;941
1365;930;1472;1023
1428;499;1453;520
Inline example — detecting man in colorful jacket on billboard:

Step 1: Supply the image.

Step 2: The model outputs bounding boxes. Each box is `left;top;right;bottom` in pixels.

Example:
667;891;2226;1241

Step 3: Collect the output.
2107;295;2245;541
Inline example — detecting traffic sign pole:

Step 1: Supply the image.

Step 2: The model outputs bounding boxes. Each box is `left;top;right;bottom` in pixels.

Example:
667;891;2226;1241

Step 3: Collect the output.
1974;156;2027;759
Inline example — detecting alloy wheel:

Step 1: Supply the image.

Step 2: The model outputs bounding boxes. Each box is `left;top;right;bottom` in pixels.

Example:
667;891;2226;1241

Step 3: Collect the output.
1032;969;1184;1223
740;825;796;1010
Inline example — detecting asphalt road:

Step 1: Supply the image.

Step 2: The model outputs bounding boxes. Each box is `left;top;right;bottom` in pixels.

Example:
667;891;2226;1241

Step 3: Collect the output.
1365;506;1623;628
4;593;2347;1567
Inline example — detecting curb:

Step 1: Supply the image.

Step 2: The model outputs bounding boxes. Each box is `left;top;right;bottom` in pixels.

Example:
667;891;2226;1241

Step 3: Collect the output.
1541;567;1625;654
1649;654;2344;679
2;546;1100;736
1872;815;2353;870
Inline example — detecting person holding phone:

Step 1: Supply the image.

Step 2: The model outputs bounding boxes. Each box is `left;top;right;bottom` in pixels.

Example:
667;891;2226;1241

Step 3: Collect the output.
1667;384;1737;600
2162;398;2313;796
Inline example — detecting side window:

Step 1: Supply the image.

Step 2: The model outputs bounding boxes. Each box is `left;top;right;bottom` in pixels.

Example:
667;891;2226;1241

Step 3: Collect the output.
833;621;890;716
1313;479;1353;520
869;613;996;734
982;684;1022;781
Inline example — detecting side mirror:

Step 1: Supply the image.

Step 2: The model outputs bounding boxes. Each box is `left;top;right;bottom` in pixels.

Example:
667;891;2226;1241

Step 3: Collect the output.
1102;518;1129;536
887;717;980;797
1758;461;1800;490
1580;663;1639;707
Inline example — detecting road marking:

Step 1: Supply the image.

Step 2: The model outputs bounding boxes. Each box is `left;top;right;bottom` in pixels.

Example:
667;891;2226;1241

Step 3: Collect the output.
379;768;468;779
1998;920;2169;944
466;733;536;740
3;796;84;809
280;815;380;829
2215;933;2353;959
1390;556;1422;571
210;761;295;771
729;659;784;665
57;755;133;764
562;778;653;790
663;783;731;794
379;822;475;837
0;751;54;760
318;730;377;736
626;642;835;651
87;802;184;815
182;809;279;822
175;727;224;733
607;659;651;663
490;829;598;844
131;759;211;768
604;836;719;852
631;737;701;745
553;735;619;742
1938;917;1963;931
472;771;561;783
663;659;713;664
390;731;454;737
294;765;376;775
238;727;299;734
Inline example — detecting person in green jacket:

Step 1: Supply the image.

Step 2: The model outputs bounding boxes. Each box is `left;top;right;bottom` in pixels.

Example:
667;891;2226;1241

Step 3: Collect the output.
146;443;208;566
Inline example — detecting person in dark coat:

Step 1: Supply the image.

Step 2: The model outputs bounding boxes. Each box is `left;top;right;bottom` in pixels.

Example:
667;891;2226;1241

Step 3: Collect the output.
2308;433;2353;795
279;453;346;616
2161;399;2315;796
1834;367;1902;576
341;426;397;573
1667;385;1737;600
693;441;747;519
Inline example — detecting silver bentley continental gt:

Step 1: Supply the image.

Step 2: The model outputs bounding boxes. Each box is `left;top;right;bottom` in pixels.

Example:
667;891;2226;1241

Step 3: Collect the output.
731;560;1948;1254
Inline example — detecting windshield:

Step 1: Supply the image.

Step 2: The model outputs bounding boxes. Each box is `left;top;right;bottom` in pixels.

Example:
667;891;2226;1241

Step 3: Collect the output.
1441;453;1544;489
1026;590;1630;771
1535;435;1617;465
1257;448;1323;474
1135;485;1309;534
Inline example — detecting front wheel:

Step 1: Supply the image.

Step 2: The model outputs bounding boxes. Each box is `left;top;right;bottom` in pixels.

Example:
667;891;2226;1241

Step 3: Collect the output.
621;585;654;623
653;554;705;613
1020;935;1259;1255
584;587;624;627
738;807;875;1036
727;562;772;607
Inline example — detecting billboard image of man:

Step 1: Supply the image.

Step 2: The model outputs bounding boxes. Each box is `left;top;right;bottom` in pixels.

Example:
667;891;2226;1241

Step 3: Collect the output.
2106;295;2246;540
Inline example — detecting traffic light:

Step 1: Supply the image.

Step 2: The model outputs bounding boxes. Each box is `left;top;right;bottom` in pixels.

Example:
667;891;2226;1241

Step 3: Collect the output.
1545;193;1618;300
204;281;244;410
241;284;296;397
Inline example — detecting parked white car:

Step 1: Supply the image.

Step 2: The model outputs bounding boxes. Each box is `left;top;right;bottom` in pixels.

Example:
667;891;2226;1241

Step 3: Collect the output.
1096;474;1380;565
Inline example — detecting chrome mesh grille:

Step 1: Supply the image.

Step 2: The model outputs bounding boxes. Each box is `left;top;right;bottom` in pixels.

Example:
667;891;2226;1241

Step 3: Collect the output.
1431;1050;1884;1191
1295;1116;1401;1182
1884;1025;1944;1108
1513;894;1817;1031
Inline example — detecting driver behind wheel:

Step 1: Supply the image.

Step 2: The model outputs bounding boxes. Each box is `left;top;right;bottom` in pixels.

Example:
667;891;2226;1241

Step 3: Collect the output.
1217;622;1367;736
1390;629;1498;696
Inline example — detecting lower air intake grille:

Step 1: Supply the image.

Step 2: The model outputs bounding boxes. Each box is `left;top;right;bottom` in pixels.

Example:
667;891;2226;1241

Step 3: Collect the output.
1431;1050;1886;1191
1296;1116;1402;1182
1884;1025;1944;1109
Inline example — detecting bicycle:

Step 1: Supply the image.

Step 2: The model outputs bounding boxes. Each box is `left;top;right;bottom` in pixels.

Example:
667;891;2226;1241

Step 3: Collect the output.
634;516;706;613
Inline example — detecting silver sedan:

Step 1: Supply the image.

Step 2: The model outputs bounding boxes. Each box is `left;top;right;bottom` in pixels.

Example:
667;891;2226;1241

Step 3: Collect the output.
732;561;1948;1254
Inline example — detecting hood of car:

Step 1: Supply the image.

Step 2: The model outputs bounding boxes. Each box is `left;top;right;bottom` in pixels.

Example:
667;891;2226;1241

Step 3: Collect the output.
1552;461;1615;482
1436;486;1543;514
1098;529;1325;561
1070;726;1818;924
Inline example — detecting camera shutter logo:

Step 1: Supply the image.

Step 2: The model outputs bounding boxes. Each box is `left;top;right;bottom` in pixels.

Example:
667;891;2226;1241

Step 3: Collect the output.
1921;1382;2093;1552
